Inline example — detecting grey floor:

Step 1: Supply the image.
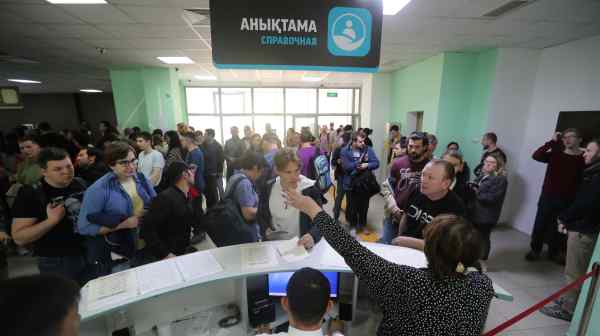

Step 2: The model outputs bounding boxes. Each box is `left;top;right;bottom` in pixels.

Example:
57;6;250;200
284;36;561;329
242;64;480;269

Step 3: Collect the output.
5;195;573;335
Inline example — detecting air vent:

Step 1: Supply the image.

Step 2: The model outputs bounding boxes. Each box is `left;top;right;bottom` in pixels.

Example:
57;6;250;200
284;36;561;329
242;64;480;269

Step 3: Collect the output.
482;0;535;18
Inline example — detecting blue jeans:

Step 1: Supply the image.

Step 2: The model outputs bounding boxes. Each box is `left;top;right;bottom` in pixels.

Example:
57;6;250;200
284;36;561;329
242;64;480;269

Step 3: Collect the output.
37;255;87;285
333;178;345;222
379;216;398;244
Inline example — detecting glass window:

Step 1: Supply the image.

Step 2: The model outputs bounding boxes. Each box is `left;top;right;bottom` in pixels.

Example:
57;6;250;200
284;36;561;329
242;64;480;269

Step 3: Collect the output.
188;115;221;143
254;88;284;114
286;88;317;114
222;116;252;143
221;88;251;114
254;115;284;138
186;88;219;114
318;116;351;130
318;89;353;114
294;117;317;136
354;89;361;115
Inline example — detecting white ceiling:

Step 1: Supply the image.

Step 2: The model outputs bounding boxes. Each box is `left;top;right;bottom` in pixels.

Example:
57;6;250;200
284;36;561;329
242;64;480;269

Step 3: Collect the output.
0;0;599;93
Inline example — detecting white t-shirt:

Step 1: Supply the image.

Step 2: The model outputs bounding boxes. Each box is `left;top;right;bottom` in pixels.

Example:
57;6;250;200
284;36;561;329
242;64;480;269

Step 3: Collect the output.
258;326;323;336
138;149;165;186
268;175;315;240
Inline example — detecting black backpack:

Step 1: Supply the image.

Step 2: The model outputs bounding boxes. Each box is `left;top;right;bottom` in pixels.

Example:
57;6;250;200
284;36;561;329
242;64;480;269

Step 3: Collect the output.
204;175;257;247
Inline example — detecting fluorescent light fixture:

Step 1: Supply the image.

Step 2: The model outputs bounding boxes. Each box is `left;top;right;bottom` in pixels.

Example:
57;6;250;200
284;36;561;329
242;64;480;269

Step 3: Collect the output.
7;79;42;84
46;0;107;4
195;75;217;81
80;89;103;93
383;0;411;15
302;76;323;82
156;56;195;64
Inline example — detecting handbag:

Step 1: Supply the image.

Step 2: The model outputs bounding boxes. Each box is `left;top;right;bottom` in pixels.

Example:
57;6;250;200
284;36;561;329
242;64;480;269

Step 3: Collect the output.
351;170;381;197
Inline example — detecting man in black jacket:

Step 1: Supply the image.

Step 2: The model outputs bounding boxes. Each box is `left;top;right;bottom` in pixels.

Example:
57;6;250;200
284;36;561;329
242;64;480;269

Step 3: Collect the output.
141;161;200;261
201;129;225;208
541;138;600;322
257;148;325;249
75;147;109;186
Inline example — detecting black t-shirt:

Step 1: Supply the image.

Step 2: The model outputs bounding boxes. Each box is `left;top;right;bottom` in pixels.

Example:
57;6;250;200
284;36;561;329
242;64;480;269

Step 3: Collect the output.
403;189;465;239
12;179;85;257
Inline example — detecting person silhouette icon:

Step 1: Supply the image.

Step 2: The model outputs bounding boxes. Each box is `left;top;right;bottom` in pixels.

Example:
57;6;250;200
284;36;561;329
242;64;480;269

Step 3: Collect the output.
342;20;356;41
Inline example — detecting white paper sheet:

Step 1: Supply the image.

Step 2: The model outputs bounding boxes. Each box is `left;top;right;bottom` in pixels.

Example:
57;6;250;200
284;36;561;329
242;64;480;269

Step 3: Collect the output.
175;250;224;281
135;259;184;295
83;269;138;313
87;271;128;301
275;237;309;263
241;244;278;269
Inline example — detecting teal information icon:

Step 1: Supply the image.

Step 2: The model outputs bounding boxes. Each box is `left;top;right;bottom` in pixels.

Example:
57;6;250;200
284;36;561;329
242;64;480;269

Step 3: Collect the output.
327;7;372;57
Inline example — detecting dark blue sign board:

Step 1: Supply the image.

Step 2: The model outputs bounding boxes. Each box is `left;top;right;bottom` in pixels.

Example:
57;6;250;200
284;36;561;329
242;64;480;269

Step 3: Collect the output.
209;0;383;73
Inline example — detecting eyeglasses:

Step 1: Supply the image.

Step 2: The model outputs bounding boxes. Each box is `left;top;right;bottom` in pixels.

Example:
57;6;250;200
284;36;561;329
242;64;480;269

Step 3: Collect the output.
116;159;138;166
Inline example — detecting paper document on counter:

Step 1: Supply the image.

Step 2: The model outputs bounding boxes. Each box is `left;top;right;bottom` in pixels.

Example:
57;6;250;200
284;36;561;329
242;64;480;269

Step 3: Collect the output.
136;259;184;295
87;271;128;301
175;250;224;281
84;269;138;312
241;245;278;269
276;237;309;263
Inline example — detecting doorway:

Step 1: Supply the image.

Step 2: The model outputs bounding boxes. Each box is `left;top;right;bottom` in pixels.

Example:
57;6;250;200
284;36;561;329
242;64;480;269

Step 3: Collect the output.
406;111;424;133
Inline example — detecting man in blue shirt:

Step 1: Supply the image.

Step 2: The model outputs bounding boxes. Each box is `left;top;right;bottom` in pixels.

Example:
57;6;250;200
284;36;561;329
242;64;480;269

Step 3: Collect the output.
340;131;379;234
181;132;205;195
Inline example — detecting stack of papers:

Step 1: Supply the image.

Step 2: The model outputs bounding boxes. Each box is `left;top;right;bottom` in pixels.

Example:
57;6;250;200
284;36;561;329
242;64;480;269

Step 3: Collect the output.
84;270;138;312
275;237;309;263
241;244;279;269
135;259;184;295
175;250;224;281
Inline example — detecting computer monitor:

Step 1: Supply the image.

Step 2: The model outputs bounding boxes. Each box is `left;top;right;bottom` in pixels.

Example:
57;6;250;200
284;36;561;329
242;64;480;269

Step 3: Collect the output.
268;271;338;298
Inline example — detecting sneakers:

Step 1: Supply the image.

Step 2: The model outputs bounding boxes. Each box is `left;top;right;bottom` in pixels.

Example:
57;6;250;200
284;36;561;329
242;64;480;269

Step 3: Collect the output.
525;250;542;261
540;303;573;322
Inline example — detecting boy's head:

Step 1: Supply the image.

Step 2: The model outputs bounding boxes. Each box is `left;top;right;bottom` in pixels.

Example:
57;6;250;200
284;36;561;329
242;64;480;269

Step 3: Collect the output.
282;268;332;329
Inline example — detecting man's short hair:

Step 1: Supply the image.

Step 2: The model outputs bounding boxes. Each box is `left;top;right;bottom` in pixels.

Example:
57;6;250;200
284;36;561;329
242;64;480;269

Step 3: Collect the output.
237;151;267;171
563;128;581;138
274;148;301;171
343;124;353;132
135;131;152;142
152;129;163;136
104;141;133;166
84;146;103;161
18;135;41;145
180;131;197;142
287;268;330;326
442;149;463;163
38;147;69;169
484;132;498;144
389;125;399;133
206;128;215;137
351;131;365;143
1;274;80;336
38;121;52;132
429;159;456;181
408;131;429;147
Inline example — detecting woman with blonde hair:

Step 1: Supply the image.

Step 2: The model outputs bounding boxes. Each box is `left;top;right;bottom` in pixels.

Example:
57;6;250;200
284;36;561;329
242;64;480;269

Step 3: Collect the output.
468;152;508;265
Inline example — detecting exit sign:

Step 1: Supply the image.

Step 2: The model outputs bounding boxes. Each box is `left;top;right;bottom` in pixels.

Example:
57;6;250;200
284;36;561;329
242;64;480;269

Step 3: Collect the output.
327;92;338;98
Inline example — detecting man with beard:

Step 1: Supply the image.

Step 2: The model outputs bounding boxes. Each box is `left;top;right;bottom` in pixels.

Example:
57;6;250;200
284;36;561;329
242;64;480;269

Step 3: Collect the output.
474;132;507;177
380;132;430;244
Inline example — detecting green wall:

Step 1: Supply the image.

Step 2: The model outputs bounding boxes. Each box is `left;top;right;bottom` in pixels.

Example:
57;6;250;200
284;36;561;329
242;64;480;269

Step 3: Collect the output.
391;54;444;134
390;50;498;169
110;67;185;131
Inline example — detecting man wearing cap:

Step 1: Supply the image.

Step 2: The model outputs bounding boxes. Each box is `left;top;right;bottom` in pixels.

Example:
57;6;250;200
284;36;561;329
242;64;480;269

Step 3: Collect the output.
256;267;343;336
141;161;200;261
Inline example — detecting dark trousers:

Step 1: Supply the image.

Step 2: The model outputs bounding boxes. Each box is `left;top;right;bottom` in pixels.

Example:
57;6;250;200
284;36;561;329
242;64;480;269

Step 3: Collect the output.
204;174;219;209
37;255;88;285
333;178;346;222
347;191;370;229
475;222;495;260
530;194;570;256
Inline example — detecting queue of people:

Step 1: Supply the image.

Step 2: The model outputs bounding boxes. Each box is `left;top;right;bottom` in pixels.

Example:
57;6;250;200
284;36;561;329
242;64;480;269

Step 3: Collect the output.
0;118;598;335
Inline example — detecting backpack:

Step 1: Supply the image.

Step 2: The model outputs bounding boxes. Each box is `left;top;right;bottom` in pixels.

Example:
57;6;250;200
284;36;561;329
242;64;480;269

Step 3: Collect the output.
203;175;258;247
307;145;332;193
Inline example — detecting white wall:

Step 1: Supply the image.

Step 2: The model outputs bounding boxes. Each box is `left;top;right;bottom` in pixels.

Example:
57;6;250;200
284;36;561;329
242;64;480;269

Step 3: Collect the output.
486;48;541;225
508;35;600;234
363;73;392;181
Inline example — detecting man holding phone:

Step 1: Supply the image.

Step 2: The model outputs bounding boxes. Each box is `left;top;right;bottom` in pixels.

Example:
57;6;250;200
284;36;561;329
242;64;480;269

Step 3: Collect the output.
11;147;88;284
526;129;585;263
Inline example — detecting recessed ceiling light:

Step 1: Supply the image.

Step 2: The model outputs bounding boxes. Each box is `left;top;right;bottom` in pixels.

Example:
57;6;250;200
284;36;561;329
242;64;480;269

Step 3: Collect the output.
46;0;107;4
80;89;103;93
301;76;323;82
7;79;42;84
195;75;217;81
383;0;411;15
157;56;195;64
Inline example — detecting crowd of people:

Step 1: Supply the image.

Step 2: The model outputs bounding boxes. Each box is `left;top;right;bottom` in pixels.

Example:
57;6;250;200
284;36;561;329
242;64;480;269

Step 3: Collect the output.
0;118;598;335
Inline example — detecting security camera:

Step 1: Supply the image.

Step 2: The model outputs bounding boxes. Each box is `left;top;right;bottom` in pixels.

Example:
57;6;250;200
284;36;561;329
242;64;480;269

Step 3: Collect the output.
96;47;107;54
